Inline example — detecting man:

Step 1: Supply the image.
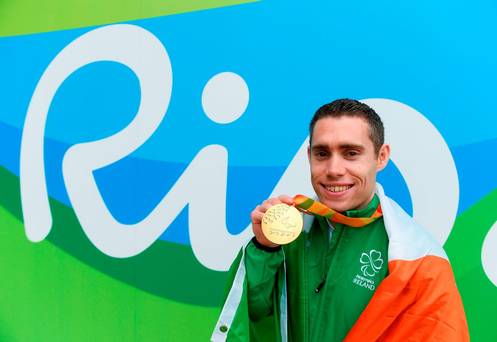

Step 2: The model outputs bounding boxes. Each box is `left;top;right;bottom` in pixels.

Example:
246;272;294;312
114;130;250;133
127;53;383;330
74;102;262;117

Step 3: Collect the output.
212;99;469;341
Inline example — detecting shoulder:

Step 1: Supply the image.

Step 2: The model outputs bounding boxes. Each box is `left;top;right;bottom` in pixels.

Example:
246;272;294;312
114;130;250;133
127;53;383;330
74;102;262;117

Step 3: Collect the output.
375;183;448;262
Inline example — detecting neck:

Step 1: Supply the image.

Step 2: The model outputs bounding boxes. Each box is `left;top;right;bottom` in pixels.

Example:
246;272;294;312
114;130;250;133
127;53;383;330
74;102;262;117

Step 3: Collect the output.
354;191;376;211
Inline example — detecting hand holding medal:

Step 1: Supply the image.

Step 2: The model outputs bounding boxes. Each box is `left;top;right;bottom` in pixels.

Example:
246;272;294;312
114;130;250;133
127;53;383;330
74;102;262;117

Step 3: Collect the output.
258;195;383;245
261;204;303;245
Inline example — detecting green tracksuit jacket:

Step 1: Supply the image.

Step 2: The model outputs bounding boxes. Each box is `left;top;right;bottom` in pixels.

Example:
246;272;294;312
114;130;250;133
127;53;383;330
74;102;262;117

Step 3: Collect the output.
215;195;389;341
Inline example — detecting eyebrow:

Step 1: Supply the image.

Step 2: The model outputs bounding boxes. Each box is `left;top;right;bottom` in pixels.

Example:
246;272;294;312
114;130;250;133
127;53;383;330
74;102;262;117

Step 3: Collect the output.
311;143;365;151
339;143;365;150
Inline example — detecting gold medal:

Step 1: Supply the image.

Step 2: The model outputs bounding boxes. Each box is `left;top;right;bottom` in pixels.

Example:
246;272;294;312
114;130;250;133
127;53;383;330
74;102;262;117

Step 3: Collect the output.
261;204;303;245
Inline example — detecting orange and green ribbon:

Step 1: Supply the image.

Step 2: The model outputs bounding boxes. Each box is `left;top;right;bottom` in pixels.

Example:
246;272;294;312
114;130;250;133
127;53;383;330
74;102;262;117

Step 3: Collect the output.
293;194;382;227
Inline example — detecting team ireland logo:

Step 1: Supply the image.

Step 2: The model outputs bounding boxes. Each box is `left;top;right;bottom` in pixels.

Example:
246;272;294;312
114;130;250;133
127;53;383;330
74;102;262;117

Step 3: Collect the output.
360;249;384;277
353;249;384;291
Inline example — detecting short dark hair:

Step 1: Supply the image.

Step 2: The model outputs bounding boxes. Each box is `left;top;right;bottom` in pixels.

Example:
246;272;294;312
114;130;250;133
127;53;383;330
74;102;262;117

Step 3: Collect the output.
309;98;384;154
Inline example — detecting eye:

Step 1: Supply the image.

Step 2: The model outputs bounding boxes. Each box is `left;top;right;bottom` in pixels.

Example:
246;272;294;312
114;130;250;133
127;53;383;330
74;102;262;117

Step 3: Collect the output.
313;150;328;159
346;150;359;158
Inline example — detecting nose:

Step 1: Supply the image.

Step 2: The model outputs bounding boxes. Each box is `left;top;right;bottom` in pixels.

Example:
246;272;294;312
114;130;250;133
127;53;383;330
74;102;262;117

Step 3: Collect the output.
326;155;346;178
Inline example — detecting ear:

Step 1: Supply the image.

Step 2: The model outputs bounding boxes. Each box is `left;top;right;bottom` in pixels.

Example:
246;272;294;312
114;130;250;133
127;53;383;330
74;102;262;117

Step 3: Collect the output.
307;145;311;162
376;144;390;172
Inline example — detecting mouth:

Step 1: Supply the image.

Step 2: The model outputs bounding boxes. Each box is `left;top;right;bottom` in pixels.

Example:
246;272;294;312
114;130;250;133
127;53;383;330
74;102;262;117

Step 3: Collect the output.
323;184;353;193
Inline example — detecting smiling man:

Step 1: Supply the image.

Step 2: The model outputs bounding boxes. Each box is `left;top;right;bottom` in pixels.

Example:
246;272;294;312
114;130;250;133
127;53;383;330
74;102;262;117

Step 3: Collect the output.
307;103;389;212
212;99;469;341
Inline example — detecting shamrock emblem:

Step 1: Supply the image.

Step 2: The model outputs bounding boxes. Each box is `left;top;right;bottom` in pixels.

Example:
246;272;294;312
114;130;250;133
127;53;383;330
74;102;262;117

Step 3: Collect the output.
360;249;383;277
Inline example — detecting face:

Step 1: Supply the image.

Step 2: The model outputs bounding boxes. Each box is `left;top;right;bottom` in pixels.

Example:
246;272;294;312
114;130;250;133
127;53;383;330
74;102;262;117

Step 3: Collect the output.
308;116;390;212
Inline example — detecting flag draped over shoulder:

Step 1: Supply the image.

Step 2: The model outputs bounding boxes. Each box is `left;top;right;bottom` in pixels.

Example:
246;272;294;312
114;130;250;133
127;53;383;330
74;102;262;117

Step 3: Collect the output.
212;184;469;341
345;186;469;341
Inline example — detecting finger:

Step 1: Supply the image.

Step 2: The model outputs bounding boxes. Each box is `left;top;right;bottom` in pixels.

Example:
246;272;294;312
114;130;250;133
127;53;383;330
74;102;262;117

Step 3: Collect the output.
258;201;271;212
253;203;269;215
251;207;264;223
277;195;294;205
267;198;282;206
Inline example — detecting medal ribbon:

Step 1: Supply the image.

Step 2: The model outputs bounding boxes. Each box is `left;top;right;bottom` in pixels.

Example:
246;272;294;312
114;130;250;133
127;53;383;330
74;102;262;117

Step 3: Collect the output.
293;194;382;227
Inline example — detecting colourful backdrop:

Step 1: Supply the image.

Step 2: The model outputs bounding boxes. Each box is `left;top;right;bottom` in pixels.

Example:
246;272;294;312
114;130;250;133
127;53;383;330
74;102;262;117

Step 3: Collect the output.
1;0;496;340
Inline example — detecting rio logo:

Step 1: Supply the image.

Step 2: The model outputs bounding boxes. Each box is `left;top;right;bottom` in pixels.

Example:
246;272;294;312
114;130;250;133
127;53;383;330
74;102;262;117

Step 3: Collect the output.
18;24;496;286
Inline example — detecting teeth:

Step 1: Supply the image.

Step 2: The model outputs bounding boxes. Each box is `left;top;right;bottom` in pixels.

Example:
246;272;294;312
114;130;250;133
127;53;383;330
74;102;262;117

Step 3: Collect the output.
326;185;352;192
